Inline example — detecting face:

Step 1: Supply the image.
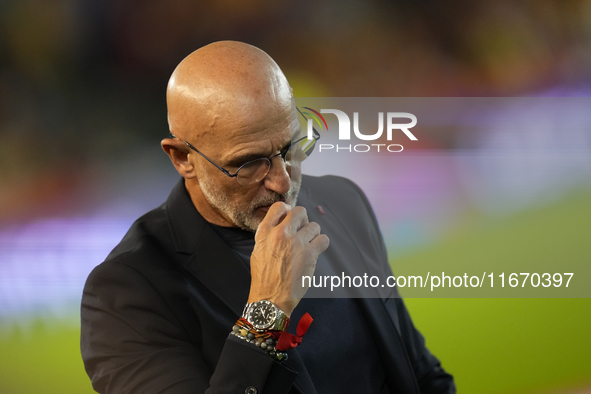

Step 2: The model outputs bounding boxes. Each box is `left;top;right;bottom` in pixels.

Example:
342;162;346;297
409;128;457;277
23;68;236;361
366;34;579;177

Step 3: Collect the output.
194;103;303;232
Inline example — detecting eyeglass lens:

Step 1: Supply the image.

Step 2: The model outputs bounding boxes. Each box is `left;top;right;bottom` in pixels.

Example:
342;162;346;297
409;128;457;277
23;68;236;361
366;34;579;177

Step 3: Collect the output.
235;137;317;185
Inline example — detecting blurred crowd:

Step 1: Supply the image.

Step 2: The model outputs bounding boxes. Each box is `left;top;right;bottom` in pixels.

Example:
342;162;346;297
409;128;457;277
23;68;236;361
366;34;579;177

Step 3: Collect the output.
1;0;591;223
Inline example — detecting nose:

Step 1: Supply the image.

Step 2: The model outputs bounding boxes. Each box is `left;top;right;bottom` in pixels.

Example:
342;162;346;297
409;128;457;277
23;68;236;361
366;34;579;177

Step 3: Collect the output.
263;155;291;195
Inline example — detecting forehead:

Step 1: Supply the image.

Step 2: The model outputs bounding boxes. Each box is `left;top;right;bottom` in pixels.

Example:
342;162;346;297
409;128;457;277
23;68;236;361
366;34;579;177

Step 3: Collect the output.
212;104;299;164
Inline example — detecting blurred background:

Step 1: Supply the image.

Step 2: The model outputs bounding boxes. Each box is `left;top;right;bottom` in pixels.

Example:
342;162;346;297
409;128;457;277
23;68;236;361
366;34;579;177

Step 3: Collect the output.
1;0;591;393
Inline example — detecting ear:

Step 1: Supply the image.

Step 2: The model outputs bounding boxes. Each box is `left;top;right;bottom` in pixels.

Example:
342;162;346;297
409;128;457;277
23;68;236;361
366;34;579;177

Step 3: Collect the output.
161;138;196;179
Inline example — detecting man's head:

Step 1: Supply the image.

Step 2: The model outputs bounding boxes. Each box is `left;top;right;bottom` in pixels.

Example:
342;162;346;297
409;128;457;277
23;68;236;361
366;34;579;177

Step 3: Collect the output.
161;41;302;232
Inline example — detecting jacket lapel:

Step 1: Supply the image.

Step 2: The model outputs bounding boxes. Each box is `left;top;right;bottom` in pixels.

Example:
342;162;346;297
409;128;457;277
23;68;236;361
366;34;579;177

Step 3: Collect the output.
357;298;420;394
165;178;250;316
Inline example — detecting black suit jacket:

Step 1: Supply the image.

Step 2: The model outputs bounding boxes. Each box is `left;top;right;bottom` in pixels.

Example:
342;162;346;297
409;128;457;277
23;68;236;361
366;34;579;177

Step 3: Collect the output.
81;175;455;394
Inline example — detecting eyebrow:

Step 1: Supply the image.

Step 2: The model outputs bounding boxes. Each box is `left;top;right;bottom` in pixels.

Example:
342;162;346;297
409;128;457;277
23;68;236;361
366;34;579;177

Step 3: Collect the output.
225;139;293;169
225;153;264;168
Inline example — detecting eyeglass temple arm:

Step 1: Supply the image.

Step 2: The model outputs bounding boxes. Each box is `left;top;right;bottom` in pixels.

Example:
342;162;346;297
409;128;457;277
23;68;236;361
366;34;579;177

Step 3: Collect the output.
168;132;236;178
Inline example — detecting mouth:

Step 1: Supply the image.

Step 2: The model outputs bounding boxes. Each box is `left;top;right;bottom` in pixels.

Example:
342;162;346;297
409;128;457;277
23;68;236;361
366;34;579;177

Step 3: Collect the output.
257;205;271;214
255;198;287;214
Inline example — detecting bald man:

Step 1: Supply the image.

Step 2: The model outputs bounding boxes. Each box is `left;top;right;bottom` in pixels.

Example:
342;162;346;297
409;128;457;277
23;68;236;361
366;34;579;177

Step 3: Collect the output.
81;41;455;394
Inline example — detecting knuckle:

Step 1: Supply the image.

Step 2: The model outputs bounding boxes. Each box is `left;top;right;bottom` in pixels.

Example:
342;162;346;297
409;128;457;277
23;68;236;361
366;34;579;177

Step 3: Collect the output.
309;221;321;233
277;226;290;240
293;206;307;218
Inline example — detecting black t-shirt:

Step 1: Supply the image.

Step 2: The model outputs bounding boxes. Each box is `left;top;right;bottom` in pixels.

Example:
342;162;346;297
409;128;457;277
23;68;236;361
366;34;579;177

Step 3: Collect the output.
211;224;390;394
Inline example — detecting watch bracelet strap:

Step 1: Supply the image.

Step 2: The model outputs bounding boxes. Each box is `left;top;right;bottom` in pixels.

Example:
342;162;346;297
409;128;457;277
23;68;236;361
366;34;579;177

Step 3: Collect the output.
272;312;290;331
241;301;290;332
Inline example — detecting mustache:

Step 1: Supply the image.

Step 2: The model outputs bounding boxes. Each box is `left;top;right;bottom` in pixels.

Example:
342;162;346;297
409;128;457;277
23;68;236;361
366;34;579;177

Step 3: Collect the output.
250;180;300;210
251;192;288;209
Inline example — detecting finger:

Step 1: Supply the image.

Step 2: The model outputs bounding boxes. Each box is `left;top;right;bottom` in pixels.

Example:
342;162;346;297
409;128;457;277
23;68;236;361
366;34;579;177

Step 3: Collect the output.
258;202;291;232
296;221;322;243
287;206;309;233
309;233;330;254
294;222;329;255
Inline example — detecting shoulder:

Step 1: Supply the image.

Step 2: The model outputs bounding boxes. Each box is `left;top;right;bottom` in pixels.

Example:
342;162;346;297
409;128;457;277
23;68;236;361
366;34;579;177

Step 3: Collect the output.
300;174;374;215
301;174;367;201
299;174;383;250
302;174;362;194
85;203;182;293
105;203;169;261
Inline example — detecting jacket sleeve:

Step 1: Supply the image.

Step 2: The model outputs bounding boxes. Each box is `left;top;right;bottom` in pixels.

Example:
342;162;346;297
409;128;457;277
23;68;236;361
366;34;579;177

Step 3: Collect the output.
80;261;297;394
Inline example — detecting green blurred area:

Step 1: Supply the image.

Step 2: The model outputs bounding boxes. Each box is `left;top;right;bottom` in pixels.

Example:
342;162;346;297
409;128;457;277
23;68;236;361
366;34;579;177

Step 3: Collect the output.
397;190;591;393
1;300;589;394
407;298;591;394
0;321;94;394
393;190;591;298
0;192;590;393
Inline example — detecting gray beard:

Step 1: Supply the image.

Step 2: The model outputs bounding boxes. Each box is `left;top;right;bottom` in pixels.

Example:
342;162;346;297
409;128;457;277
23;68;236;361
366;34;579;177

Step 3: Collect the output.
199;176;300;232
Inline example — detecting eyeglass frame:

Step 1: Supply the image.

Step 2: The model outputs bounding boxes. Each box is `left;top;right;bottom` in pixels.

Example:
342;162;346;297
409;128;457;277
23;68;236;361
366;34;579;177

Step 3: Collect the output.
168;107;320;183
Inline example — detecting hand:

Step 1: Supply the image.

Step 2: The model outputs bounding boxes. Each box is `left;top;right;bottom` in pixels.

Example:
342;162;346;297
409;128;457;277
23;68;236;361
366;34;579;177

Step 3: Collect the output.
248;202;330;317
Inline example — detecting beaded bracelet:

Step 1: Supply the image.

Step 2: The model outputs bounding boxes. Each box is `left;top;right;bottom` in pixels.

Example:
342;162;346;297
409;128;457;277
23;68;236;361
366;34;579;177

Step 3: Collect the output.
231;323;289;361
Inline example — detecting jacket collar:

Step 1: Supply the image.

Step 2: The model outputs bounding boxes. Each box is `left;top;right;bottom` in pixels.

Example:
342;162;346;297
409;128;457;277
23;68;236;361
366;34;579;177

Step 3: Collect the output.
165;178;206;255
165;178;251;316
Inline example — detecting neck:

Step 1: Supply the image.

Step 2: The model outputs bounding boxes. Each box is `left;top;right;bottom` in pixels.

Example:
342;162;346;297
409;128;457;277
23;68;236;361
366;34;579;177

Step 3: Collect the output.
184;178;235;228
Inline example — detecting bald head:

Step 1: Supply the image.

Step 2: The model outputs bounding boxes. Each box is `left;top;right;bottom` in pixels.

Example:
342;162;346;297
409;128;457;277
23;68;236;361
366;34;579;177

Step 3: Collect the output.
166;41;293;142
162;41;300;231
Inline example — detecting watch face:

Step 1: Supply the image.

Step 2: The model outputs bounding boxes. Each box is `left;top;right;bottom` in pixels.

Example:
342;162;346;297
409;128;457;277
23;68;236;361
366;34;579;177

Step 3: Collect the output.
250;301;277;330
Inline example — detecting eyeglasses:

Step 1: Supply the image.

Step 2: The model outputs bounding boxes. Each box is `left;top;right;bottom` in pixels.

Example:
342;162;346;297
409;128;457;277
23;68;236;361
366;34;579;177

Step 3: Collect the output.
169;107;320;185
